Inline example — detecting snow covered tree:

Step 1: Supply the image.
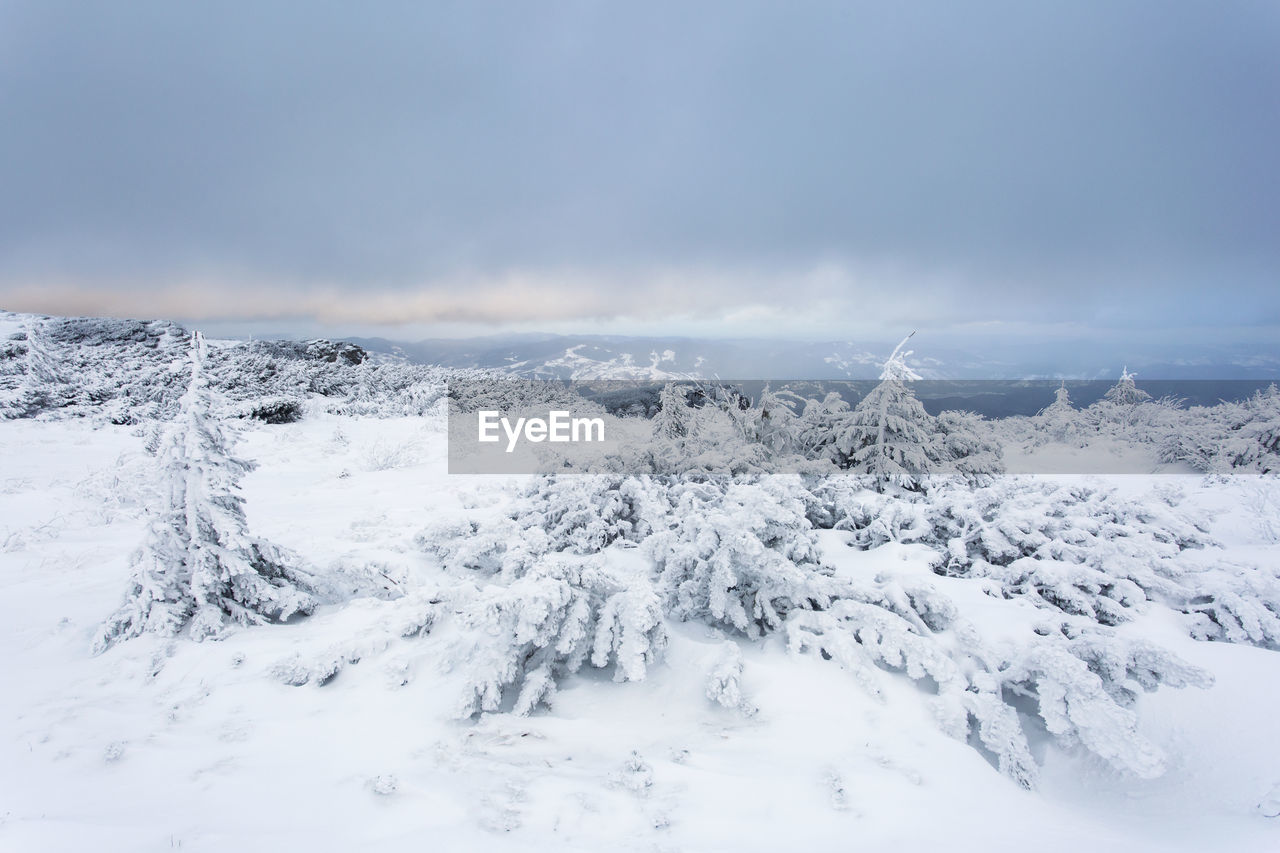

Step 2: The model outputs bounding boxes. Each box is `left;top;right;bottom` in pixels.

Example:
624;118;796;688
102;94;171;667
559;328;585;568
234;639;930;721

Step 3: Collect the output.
1090;367;1156;435
813;479;933;544
786;567;1212;787
1157;404;1233;472
997;629;1211;779
1103;368;1152;406
1034;382;1085;446
785;593;1039;788
934;409;1005;483
652;382;694;441
514;474;667;556
638;383;770;477
419;474;671;582
2;319;70;418
925;478;1211;624
1234;384;1280;473
1180;559;1280;648
415;475;670;714
833;335;942;489
742;384;794;452
793;391;852;464
94;332;316;652
1049;381;1071;411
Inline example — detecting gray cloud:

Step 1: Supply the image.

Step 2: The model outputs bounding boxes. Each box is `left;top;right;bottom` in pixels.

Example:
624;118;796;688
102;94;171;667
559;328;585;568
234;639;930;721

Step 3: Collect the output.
1;1;1277;337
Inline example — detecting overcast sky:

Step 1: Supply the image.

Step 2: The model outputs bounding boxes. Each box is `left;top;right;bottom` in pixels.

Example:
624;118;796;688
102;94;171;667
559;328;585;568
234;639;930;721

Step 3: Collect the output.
1;1;1277;344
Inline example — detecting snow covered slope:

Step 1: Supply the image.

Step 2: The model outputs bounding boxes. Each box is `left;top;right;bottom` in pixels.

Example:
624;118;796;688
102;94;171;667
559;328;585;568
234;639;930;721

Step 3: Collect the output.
4;311;1280;850
3;412;1280;851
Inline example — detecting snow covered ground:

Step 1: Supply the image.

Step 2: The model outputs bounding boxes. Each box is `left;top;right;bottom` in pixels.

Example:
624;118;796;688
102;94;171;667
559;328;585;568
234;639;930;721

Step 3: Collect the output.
3;412;1279;851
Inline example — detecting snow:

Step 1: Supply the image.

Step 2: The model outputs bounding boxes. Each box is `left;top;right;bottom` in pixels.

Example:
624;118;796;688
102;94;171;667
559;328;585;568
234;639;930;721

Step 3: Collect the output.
4;323;1280;849
4;412;1280;851
1003;436;1202;475
0;311;29;339
532;344;685;380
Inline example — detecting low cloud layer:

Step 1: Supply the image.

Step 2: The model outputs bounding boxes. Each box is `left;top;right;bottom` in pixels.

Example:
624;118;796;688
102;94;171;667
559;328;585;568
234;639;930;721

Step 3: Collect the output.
1;1;1277;340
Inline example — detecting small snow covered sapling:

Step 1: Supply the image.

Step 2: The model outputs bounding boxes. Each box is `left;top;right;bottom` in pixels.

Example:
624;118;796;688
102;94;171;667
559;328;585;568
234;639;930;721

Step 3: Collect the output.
94;332;317;652
652;383;693;441
705;641;758;716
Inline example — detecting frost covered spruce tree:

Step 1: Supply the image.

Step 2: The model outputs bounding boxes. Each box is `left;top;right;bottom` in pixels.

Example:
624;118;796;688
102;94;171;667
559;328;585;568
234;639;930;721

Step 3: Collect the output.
1102;367;1153;406
794;391;852;462
652;382;693;441
1090;367;1155;434
1;319;70;419
1034;381;1085;446
94;332;316;652
834;334;941;488
743;384;802;454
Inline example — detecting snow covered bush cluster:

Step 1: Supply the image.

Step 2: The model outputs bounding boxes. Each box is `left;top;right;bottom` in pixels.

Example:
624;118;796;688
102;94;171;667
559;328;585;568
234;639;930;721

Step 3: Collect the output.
812;474;1280;646
1156;383;1280;474
449;555;668;717
1180;560;1280;648
646;477;831;636
0;313;454;422
620;337;1006;487
1002;371;1280;475
13;310;1276;796
816;478;1209;623
415;463;1237;788
391;342;1275;788
6;312;1278;478
413;474;672;714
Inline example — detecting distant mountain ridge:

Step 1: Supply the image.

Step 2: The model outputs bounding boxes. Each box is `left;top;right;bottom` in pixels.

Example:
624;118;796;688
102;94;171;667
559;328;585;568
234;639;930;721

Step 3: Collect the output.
4;309;1278;381
348;334;982;380
347;332;1280;381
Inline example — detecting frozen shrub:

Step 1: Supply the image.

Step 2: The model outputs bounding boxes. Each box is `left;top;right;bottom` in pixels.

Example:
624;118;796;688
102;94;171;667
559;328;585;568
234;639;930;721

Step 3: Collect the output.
999;632;1210;778
418;474;668;581
647;477;832;637
934;409;1005;484
1180;561;1280;649
787;577;1210;786
1160;385;1280;474
705;641;757;716
922;479;1209;625
453;555;667;717
245;397;304;424
513;474;668;555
